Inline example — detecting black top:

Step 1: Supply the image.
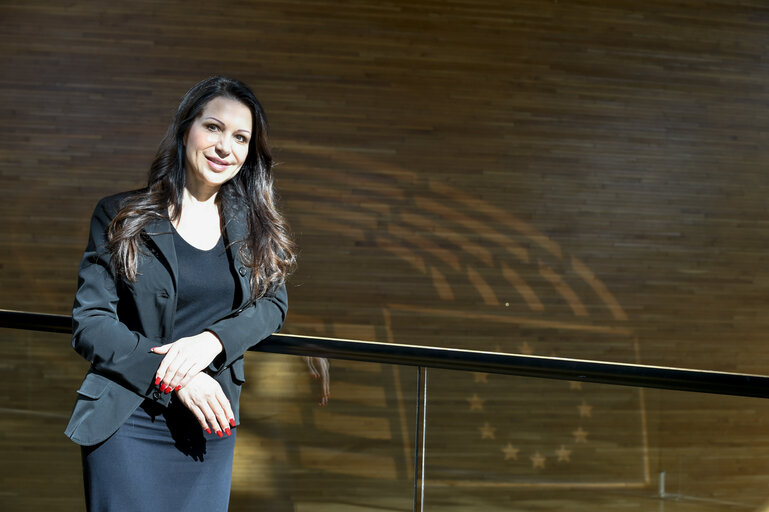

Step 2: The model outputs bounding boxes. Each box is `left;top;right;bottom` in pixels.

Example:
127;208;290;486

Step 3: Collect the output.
172;228;239;340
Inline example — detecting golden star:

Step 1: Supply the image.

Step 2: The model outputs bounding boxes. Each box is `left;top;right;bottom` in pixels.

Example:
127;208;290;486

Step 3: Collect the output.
530;451;546;469
569;381;583;391
577;401;593;418
473;372;488;383
479;422;496;440
572;427;589;443
555;445;572;462
501;443;519;461
467;393;485;411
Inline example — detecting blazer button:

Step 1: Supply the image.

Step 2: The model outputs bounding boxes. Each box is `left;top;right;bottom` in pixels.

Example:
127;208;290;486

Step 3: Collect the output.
152;390;162;400
238;267;248;276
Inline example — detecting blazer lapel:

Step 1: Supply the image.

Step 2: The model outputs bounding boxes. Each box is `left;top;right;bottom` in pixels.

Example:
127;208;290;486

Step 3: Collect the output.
222;204;252;308
145;217;178;292
141;205;250;310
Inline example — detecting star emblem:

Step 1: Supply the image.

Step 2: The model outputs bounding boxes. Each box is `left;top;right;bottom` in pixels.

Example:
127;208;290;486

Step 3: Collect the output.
530;452;546;469
467;393;485;411
501;443;519;460
479;422;496;440
577;400;593;418
555;445;572;462
572;427;589;443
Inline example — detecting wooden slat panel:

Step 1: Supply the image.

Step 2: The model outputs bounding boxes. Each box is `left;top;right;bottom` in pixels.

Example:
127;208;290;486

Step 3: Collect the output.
3;1;769;510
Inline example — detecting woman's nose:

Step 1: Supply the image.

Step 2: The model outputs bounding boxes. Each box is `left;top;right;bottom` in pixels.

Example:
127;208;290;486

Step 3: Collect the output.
215;136;231;156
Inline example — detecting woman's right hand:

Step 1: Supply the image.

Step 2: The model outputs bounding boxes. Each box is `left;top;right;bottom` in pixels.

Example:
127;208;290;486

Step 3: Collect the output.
174;373;235;437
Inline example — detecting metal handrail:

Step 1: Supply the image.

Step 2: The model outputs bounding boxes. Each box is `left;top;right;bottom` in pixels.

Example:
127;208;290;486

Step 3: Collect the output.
3;308;769;399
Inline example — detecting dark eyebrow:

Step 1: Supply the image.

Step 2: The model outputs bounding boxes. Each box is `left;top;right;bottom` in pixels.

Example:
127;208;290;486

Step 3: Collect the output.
204;116;252;135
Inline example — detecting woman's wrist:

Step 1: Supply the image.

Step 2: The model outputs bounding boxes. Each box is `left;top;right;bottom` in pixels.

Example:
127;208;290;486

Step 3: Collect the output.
203;330;225;354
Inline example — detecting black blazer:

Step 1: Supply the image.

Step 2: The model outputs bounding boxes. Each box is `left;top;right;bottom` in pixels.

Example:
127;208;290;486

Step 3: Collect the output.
65;192;288;446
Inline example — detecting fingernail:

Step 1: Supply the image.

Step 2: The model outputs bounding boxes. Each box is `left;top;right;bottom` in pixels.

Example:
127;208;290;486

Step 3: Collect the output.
164;386;171;394
229;418;235;427
174;385;181;391
159;384;166;392
150;347;156;353
225;428;231;436
154;376;161;385
216;430;223;438
205;428;211;434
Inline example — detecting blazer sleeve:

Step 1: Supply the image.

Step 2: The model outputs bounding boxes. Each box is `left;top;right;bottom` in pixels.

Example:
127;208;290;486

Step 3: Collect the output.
206;283;288;372
72;197;170;406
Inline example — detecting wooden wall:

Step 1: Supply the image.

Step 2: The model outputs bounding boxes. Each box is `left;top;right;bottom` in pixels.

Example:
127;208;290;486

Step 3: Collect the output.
3;1;769;510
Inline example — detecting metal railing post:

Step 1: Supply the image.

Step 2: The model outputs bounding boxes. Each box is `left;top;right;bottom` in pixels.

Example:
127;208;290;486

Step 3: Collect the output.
413;366;428;512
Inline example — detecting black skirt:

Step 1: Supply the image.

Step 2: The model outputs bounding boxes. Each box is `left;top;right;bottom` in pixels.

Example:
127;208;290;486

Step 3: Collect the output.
81;399;236;511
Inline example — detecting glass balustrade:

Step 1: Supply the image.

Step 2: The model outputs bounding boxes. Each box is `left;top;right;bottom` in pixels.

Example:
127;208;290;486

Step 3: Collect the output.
420;367;769;511
0;328;87;510
231;351;416;511
0;327;417;512
3;323;769;512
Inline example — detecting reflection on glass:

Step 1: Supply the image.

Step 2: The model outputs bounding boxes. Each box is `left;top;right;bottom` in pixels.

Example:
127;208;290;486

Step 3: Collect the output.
231;353;416;511
6;323;768;512
423;368;769;511
0;327;417;512
0;328;87;510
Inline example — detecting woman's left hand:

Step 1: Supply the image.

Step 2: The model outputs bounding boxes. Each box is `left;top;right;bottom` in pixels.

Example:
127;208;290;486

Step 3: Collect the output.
151;331;224;392
174;372;235;436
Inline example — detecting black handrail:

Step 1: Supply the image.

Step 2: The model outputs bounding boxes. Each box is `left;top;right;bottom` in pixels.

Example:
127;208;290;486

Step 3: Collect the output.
2;309;72;333
3;309;769;399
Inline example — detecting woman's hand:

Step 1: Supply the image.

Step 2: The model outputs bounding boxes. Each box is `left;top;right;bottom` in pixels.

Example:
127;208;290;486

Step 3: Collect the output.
175;373;235;436
304;356;330;406
151;331;223;392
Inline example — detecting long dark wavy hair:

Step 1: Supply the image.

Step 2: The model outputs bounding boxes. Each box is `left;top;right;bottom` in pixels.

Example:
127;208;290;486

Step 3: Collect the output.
107;76;296;300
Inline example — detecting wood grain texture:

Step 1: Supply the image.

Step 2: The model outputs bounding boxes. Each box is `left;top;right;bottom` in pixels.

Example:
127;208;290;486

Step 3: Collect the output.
3;0;769;510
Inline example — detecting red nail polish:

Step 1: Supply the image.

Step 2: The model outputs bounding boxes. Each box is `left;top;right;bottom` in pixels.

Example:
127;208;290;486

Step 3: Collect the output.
154;376;161;385
225;428;231;436
164;386;171;394
216;430;223;438
205;428;212;434
174;385;181;391
229;418;235;427
159;384;166;392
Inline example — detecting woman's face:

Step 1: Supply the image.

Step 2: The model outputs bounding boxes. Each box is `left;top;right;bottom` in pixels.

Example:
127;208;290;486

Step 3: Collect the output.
183;96;253;193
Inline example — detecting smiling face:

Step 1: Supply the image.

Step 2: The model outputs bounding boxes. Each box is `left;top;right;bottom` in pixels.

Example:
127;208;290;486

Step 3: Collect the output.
183;95;253;196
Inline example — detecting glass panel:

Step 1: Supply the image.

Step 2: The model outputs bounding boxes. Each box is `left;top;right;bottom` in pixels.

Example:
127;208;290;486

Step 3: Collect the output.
0;327;417;512
232;352;416;511
422;368;769;511
0;328;88;510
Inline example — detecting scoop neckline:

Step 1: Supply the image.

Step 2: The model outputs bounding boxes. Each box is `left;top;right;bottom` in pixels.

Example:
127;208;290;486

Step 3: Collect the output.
171;224;223;252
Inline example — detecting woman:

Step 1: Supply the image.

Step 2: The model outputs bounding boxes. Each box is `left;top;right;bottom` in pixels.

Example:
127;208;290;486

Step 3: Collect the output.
65;76;296;511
